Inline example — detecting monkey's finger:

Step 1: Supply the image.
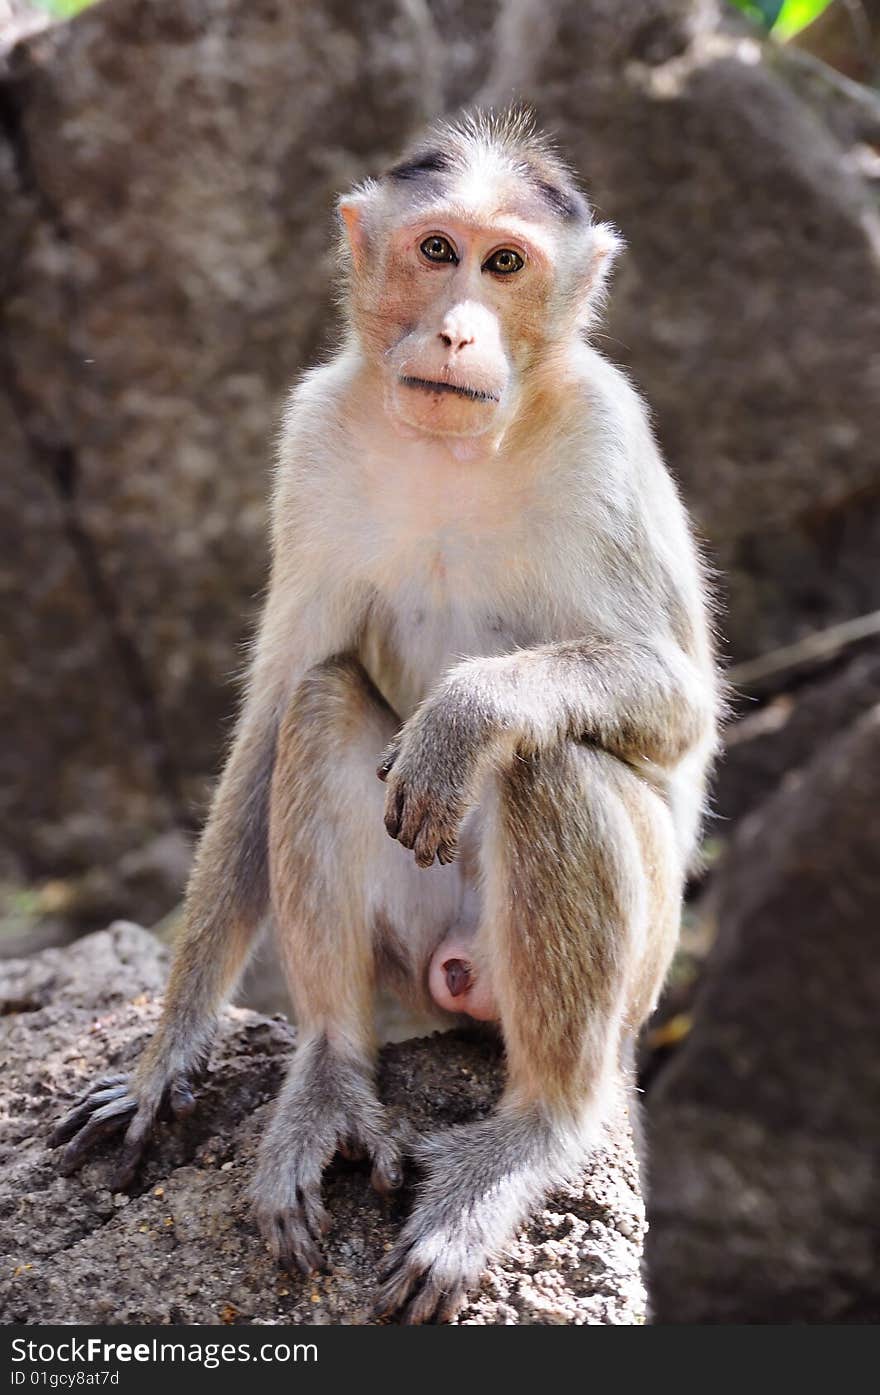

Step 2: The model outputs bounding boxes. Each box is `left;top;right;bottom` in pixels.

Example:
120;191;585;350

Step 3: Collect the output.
394;798;427;850
383;784;406;840
59;1095;137;1174
49;1084;130;1147
413;822;439;869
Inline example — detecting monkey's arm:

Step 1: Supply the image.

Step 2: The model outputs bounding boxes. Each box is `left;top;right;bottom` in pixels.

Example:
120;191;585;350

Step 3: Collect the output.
456;635;714;767
380;634;717;867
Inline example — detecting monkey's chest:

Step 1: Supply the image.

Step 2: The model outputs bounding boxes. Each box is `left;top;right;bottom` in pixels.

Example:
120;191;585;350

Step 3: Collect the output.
358;539;531;720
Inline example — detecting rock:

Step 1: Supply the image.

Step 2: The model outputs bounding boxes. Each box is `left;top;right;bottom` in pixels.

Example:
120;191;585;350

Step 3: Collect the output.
2;0;880;884
646;705;880;1323
714;644;880;828
0;924;646;1325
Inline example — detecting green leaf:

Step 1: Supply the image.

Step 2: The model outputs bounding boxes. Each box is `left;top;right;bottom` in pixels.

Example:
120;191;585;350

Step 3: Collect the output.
33;0;101;17
774;0;834;40
727;0;834;37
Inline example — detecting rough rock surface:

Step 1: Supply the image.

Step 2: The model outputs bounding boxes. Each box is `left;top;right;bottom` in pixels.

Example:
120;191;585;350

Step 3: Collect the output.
2;0;880;887
647;705;880;1324
0;924;646;1325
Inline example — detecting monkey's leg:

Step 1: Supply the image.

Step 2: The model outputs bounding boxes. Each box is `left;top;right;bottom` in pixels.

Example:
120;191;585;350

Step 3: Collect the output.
50;703;278;1185
376;742;680;1323
251;657;461;1274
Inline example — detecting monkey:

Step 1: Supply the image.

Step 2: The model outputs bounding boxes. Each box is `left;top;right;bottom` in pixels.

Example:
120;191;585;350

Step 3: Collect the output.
50;109;720;1324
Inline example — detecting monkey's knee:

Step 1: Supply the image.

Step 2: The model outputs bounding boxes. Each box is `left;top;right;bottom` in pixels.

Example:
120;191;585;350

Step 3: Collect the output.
283;654;395;746
270;655;396;929
499;741;671;881
272;655;397;833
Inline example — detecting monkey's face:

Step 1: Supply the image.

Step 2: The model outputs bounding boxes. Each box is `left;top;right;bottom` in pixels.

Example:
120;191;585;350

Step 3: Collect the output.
339;149;622;449
345;202;563;444
378;213;557;441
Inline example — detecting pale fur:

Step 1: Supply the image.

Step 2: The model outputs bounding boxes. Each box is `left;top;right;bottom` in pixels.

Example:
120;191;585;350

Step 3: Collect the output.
52;110;719;1323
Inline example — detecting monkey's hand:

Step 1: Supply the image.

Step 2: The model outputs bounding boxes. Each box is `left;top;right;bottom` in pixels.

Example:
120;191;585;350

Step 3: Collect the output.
377;685;492;868
49;1055;200;1189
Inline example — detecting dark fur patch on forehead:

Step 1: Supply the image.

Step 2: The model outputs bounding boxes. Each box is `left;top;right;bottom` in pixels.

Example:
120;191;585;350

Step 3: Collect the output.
529;172;588;221
387;149;452;182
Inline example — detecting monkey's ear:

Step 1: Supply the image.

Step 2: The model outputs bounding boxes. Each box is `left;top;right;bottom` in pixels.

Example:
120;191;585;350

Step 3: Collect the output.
591;222;624;271
581;222;624;305
338;196;370;272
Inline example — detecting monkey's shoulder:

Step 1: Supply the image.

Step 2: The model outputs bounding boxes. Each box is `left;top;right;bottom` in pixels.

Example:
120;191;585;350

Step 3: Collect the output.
279;353;359;450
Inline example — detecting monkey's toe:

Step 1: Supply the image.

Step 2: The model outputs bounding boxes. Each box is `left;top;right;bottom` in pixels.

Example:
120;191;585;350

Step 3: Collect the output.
259;1189;329;1277
56;1094;138;1174
369;1140;404;1195
49;1079;131;1149
403;1278;466;1326
338;1114;406;1194
159;1076;198;1122
374;1243;466;1325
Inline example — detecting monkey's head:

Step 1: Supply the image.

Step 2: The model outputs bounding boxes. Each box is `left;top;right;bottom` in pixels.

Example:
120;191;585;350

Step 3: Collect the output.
338;109;621;450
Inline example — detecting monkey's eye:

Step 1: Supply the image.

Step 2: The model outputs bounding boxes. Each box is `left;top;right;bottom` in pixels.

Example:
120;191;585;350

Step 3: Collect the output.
484;248;525;275
420;235;458;264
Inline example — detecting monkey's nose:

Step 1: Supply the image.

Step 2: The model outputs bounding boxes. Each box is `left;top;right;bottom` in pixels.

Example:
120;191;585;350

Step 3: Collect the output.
438;331;475;352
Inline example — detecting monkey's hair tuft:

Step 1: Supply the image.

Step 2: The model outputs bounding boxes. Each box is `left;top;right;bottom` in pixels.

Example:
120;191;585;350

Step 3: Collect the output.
385;105;590;222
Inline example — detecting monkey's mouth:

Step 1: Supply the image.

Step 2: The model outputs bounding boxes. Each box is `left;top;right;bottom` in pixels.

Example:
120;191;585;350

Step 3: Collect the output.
398;375;500;405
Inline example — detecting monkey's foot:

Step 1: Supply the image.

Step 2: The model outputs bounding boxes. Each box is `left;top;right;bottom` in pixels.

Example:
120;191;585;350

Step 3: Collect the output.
374;1113;560;1324
252;1048;405;1276
49;1067;198;1188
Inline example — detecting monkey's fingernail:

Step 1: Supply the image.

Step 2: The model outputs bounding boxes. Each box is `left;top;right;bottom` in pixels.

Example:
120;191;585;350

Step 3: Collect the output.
444;959;471;998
